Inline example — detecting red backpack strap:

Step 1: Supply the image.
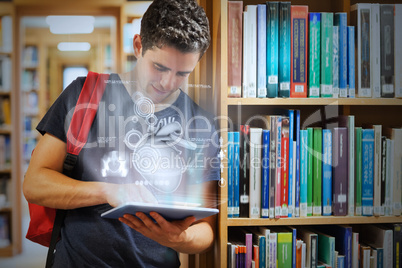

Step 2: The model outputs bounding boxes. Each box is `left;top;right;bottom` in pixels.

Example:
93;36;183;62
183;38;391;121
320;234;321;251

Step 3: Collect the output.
64;71;110;173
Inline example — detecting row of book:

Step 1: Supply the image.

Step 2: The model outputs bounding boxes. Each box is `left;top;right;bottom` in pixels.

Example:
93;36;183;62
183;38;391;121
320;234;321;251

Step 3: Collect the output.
227;110;402;219
0;135;11;171
0;55;11;92
21;69;39;92
0;213;10;248
227;2;402;99
22;45;38;68
0;97;11;128
0;16;12;53
227;223;402;268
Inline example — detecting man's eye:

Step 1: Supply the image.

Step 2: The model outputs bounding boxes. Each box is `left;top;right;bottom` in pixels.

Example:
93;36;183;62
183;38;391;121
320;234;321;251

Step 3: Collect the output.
154;65;166;71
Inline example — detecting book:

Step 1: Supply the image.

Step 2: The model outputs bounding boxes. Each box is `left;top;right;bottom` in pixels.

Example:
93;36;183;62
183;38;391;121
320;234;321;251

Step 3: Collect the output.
307;127;314;216
371;4;381;98
227;1;243;98
281;116;290;217
315;230;336;268
351;4;372;98
298;227;318;268
334;13;348;98
387;128;402;216
261;129;270;218
243;6;258;98
266;1;279;98
395;5;402;98
347;26;356;98
228;131;234;218
380;4;395;98
266;116;280;218
233;131;240;217
308;13;321;98
240;125;250;217
320;12;333;98
332;25;339;98
249;127;262;218
299;129;308;217
0;56;11;93
332;127;348;216
371;125;382;216
0;16;12;53
359;225;393;268
360;244;371;268
355;127;363;216
322;129;332;216
275;116;283;218
290;5;308;98
362;128;375;216
347;116;355;216
294;110;301;217
312;127;322;216
393;223;402;268
242;8;249;98
384;138;394;216
278;2;291;98
277;231;293;268
352;232;359;268
257;4;267;98
288;110;295;217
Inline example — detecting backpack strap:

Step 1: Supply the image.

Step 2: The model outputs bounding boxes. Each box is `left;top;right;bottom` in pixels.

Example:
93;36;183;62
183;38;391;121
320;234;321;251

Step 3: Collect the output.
46;71;110;268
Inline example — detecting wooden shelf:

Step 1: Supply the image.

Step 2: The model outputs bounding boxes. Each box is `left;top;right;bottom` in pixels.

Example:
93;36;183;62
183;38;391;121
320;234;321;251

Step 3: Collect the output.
227;216;402;226
227;97;402;106
0;92;11;97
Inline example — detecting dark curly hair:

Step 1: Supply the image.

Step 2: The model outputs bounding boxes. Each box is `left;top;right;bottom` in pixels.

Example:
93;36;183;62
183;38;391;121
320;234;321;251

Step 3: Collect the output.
140;0;210;58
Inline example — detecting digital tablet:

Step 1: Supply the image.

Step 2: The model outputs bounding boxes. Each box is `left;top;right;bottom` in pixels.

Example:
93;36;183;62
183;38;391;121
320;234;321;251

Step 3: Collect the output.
101;202;219;221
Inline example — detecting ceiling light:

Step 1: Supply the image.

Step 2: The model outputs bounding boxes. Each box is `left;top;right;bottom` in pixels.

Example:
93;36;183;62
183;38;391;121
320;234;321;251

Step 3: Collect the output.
57;42;91;51
46;16;95;34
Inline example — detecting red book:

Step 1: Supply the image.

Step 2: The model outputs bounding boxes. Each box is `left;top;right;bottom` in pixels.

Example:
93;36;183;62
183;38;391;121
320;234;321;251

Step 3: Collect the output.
280;116;290;217
290;5;309;97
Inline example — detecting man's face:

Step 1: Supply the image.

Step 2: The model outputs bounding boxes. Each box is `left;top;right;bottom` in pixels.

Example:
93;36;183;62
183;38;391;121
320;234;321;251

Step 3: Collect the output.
134;36;201;104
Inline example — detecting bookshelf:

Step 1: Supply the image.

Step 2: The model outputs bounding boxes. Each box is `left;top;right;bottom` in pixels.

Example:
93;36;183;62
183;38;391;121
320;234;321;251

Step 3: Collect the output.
0;2;22;257
213;0;402;267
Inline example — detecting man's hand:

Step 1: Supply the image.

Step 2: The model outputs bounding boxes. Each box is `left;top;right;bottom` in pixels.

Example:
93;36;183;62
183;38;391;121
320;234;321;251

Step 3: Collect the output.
118;212;196;249
105;184;158;207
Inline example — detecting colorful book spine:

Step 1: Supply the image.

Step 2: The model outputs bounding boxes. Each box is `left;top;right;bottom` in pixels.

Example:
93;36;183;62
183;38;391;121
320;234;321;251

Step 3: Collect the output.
290;5;308;98
257;4;267;98
371;4;381;98
308;13;321;98
334;13;348;98
307;127;314;216
227;132;234;218
347;26;356;98
332;25;339;98
380;4;395;98
300;129;308;217
275;117;283;218
348;116;355;216
355;127;363;216
322;129;332;216
288;110;294;217
317;232;336;268
261;129;270;218
278;2;291;98
362;128;374;216
269;232;278;268
240;125;250;217
250;127;262;218
266;1;279;98
320;12;333;98
312;127;322;216
281;117;290;217
277;232;293;268
395;4;402;98
233;131;240;217
227;1;243;98
332;127;348;216
294;110;301;217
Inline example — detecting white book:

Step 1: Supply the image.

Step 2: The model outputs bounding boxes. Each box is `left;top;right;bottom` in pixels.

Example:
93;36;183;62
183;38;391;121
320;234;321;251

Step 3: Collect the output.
348;116;355;216
395;4;402;98
242;10;249;98
249;127;262;218
244;5;257;98
352;232;359;268
301;242;306;268
390;128;402;216
269;232;277;268
351;4;372;98
372;125;382;216
0;56;11;92
1;16;12;53
385;138;394;215
371;4;381;98
360;225;393;268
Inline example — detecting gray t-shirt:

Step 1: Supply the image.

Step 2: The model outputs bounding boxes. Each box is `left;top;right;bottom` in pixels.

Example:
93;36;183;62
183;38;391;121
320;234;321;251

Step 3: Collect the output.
37;73;220;267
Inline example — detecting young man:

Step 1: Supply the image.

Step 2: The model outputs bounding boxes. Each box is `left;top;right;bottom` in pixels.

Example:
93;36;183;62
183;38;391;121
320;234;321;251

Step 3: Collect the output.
23;0;220;267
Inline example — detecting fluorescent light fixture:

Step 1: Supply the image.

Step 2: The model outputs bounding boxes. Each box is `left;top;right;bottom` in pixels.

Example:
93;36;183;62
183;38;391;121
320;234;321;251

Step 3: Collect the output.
46;16;95;34
57;42;91;51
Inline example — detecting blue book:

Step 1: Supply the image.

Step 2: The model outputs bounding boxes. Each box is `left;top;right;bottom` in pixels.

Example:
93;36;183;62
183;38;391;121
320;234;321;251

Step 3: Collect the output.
227;132;234;218
294;110;301;217
259;235;266;268
233;132;240;217
278;2;291;97
337;255;345;268
347;26;355;98
257;4;267;98
299;129;308;217
334;13;348;98
362;129;374;216
288;110;295;217
266;1;279;98
261;130;270;218
322;129;332;216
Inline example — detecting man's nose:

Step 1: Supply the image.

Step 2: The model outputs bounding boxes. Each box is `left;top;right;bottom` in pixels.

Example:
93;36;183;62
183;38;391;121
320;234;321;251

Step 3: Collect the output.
160;72;177;92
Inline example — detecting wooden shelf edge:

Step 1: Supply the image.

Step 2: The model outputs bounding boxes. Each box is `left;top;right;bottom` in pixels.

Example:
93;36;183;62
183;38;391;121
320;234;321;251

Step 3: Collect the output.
226;97;402;106
226;216;402;226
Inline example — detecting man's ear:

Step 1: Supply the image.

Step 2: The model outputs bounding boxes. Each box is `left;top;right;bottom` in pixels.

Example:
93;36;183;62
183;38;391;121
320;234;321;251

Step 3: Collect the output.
133;34;142;58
